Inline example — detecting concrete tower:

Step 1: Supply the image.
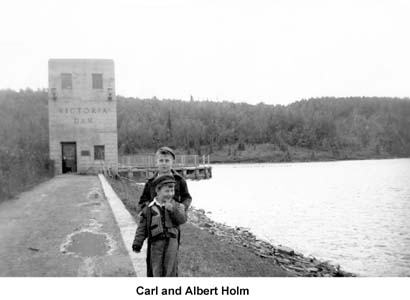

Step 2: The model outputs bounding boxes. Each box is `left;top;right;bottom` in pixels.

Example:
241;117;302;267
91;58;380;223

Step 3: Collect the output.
48;59;118;174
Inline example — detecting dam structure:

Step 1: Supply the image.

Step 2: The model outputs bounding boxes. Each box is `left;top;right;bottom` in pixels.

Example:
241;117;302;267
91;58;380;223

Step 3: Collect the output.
48;59;118;174
48;58;211;180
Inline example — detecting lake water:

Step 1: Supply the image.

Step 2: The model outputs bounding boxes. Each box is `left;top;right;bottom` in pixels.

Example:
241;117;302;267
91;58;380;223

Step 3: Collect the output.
188;158;410;276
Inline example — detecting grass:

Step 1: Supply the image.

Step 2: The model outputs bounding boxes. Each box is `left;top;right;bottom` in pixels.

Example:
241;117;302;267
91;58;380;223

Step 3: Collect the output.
108;178;290;277
0;172;54;204
0;152;54;203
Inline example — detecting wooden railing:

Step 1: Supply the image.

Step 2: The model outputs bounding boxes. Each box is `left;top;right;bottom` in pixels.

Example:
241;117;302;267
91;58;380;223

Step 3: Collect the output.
118;155;210;168
99;160;113;177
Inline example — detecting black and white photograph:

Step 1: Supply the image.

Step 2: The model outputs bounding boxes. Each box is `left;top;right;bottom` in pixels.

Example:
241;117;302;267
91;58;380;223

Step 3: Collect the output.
1;0;410;298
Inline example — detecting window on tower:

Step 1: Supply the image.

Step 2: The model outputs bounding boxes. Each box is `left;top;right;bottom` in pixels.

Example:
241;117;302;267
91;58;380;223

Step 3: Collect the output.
92;73;103;89
94;145;105;160
61;73;72;89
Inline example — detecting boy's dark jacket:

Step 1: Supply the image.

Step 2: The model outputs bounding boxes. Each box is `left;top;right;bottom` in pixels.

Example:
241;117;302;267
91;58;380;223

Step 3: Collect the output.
136;169;191;276
139;169;192;210
133;200;187;276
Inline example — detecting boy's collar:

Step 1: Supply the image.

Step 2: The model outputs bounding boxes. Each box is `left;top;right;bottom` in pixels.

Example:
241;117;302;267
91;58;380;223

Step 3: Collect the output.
149;169;182;180
157;171;173;177
148;198;164;207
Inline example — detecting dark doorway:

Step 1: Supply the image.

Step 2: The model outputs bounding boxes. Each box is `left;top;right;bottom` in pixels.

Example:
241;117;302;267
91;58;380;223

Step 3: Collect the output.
61;142;77;173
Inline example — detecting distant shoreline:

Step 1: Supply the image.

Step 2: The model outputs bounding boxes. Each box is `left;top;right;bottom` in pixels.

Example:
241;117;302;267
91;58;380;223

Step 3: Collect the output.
209;153;407;165
158;143;408;165
127;143;408;165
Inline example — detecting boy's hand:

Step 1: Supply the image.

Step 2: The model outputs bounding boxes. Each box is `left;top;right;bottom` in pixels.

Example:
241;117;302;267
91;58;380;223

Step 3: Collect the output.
132;242;141;253
164;199;174;211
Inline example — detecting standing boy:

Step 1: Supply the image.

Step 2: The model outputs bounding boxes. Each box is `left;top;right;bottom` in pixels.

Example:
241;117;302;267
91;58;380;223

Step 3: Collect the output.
139;146;192;212
132;174;187;277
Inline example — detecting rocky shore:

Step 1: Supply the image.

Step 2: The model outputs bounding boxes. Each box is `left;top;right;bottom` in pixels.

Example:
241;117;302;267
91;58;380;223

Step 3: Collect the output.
188;207;356;277
108;177;356;277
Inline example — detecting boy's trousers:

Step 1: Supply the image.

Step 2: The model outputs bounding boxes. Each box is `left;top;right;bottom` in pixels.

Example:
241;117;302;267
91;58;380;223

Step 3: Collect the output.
150;237;179;277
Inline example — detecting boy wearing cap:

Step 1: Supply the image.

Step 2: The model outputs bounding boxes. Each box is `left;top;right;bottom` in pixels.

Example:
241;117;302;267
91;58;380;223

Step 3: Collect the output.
139;146;192;212
132;174;187;277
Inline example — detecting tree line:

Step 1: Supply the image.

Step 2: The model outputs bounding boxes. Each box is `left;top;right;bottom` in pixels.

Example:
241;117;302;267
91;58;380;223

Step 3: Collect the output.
0;89;52;201
1;88;410;200
118;95;410;158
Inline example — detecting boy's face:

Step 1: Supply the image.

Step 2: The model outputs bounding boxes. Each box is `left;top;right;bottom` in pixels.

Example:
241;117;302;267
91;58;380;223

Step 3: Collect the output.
156;184;175;203
156;153;173;174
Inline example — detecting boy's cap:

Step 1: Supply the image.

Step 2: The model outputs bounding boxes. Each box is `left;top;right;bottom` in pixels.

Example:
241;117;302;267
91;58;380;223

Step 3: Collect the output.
153;174;176;189
157;146;175;160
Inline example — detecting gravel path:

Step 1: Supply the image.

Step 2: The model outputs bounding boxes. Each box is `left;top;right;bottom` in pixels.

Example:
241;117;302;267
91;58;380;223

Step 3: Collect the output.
0;175;135;276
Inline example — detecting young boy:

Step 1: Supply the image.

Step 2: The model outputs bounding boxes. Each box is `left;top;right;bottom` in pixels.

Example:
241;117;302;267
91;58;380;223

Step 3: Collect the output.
132;174;187;277
139;146;192;212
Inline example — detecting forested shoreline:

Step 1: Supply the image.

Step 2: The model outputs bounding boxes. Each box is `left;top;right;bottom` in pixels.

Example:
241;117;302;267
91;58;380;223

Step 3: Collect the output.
117;94;410;161
1;88;410;200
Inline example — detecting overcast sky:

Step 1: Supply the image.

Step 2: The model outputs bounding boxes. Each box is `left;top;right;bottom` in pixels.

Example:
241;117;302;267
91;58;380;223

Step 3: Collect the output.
1;0;410;105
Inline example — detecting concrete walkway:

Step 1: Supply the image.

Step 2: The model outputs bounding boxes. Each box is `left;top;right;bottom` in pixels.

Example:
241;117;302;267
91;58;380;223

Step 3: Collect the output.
0;175;138;276
98;174;147;276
